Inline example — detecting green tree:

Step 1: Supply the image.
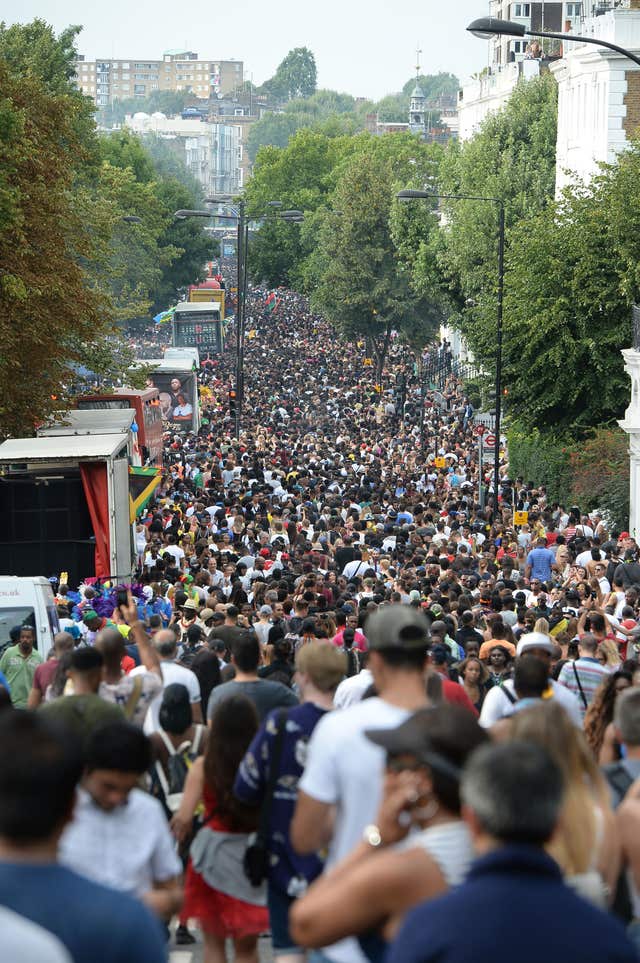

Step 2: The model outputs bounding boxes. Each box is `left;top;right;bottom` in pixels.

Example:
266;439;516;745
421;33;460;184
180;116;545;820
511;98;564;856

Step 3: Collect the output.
432;73;558;366
502;159;634;432
0;58;110;435
401;72;459;101
263;47;317;101
247;111;308;161
244;129;347;286
310;143;442;377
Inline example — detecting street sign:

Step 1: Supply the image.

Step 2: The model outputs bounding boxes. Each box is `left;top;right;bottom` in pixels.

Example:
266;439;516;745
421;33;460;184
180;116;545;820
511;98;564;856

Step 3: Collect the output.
514;510;529;526
484;433;496;449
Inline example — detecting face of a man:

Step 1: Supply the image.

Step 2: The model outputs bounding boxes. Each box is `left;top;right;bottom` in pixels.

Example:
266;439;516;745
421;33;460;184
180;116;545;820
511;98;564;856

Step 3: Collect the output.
19;629;35;655
84;769;140;811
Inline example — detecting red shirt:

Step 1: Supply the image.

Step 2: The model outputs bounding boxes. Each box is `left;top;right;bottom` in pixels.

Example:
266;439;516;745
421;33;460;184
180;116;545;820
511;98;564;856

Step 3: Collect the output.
32;659;59;698
441;677;479;717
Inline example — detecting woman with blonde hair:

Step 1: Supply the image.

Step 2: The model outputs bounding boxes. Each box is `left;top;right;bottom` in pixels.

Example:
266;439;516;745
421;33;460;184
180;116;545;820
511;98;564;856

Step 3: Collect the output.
597;638;623;672
509;701;619;906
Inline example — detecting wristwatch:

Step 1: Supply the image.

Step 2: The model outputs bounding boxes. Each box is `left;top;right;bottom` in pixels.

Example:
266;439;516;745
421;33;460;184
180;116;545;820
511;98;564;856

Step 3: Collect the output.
362;824;383;848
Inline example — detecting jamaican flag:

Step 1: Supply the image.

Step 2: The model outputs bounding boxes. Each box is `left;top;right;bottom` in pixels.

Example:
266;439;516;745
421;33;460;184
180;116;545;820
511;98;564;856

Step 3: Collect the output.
129;466;162;522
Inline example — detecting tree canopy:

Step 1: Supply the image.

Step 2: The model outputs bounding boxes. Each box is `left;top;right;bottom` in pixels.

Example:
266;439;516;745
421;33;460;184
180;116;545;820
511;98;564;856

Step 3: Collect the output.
260;47;317;101
0;19;213;435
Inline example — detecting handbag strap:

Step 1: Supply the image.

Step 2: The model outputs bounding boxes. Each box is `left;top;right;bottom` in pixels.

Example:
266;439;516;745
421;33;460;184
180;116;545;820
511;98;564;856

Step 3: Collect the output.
572;661;588;710
258;709;288;841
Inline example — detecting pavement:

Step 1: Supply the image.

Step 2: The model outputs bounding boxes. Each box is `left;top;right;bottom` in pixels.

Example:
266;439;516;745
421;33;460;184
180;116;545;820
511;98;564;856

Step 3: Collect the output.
169;932;274;962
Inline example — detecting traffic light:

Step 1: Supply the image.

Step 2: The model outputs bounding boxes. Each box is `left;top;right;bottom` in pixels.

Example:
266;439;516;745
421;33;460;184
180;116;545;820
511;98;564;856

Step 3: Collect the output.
229;388;237;418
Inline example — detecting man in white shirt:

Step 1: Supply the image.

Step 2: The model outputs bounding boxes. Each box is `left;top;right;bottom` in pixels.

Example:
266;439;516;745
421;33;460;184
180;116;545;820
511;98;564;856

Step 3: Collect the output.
131;628;202;734
59;722;182;919
162;535;185;569
479;632;581;729
333;666;374;709
291;607;430;963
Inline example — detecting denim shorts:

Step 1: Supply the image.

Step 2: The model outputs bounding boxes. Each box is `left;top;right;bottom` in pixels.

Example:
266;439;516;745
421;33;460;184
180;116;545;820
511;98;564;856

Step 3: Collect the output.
267;884;298;954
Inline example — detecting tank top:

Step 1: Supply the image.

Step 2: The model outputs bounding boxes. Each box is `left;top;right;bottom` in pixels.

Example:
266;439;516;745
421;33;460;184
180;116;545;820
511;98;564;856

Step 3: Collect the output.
398;819;473;888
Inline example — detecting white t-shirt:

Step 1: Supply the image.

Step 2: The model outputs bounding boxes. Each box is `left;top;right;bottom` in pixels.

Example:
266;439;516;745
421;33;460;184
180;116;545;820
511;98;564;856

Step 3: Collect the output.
1;907;71;963
333;669;374;709
59;788;181;896
163;544;185;567
131;660;201;734
299;697;410;963
478;678;582;729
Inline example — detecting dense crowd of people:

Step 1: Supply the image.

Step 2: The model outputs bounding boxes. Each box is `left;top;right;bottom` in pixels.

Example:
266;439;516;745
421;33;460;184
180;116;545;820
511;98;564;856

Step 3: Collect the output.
3;285;640;962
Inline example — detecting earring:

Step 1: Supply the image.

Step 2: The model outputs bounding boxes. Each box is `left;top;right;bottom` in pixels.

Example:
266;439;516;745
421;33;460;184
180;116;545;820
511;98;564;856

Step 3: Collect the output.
413;796;440;822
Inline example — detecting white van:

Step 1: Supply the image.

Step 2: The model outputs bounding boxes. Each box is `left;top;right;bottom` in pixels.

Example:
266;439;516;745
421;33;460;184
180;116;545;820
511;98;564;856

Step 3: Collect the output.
0;577;60;659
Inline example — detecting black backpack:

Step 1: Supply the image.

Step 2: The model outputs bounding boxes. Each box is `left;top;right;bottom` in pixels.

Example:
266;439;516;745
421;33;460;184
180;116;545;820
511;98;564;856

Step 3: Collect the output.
603;762;635;923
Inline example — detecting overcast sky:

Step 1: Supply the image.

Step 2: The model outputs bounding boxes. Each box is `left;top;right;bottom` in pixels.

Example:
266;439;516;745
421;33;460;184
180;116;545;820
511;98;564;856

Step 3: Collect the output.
9;0;489;100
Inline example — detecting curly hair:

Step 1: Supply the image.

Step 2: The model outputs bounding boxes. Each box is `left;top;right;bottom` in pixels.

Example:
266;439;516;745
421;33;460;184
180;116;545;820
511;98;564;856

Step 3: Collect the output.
584;670;632;761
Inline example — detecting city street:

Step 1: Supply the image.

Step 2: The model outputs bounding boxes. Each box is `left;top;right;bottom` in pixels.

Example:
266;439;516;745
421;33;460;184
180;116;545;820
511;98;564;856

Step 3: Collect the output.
171;934;274;963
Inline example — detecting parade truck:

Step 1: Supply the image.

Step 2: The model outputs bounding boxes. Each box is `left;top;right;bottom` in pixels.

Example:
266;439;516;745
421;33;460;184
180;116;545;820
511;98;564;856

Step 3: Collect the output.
77;387;163;469
173;300;224;355
0;413;136;592
141;354;201;434
188;278;225;319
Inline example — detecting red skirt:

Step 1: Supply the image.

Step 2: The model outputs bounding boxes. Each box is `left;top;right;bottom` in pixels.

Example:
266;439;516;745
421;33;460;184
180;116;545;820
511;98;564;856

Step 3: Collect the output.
183;857;269;939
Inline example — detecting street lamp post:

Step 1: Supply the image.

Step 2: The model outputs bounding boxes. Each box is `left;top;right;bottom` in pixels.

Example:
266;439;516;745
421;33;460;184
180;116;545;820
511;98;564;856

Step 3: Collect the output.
175;204;303;438
467;17;640;68
397;189;505;516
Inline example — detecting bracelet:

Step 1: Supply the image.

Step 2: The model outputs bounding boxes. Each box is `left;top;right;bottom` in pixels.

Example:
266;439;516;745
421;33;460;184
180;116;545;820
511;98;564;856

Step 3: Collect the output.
362;824;383;848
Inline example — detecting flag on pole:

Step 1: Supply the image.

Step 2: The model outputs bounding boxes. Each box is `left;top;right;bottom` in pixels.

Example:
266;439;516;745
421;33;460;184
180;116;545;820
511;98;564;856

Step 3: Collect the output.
153;306;176;324
264;291;277;311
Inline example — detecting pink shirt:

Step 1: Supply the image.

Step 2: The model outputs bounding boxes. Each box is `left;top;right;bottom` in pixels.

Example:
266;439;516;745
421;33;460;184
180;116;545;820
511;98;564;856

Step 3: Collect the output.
332;629;368;653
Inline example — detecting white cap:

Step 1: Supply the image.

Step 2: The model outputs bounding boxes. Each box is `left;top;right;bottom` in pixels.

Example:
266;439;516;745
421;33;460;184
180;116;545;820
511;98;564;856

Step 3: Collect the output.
517;631;555;657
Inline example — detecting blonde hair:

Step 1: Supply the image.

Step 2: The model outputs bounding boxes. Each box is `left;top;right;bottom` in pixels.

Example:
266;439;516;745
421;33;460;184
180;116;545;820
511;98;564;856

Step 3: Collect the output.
510;701;609;875
296;642;347;693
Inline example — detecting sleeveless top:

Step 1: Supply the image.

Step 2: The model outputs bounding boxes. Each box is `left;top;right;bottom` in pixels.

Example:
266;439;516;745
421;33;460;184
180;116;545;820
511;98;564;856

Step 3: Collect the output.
397;819;473;888
358;821;473;963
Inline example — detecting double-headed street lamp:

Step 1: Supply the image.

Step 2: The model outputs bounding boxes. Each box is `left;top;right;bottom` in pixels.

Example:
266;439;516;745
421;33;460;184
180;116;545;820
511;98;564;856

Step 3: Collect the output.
175;204;303;437
467;16;640;67
398;189;505;515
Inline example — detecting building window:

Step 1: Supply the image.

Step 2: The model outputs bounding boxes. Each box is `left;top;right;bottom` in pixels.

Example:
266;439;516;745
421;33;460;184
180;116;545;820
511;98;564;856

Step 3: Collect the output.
122;62;129;69
566;2;581;15
513;3;530;16
134;84;146;95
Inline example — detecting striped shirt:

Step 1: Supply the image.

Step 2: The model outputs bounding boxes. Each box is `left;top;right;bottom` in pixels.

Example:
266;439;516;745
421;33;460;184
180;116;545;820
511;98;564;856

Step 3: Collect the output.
557;657;609;719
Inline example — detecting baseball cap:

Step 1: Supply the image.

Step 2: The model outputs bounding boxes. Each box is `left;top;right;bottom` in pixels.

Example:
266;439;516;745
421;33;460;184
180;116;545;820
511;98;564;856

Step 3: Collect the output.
200;608;215;621
82;609;99;624
365;606;430;651
516;631;555;656
620;532;630;540
259;604;273;615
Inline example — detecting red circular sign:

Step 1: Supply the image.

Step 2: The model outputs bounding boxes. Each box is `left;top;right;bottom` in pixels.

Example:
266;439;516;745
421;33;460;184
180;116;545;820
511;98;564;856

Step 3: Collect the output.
484;433;496;447
474;424;486;436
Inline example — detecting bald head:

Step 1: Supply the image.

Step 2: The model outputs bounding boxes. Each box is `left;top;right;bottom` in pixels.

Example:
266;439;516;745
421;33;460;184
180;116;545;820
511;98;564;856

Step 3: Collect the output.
53;631;75;655
95;627;125;667
153;628;178;659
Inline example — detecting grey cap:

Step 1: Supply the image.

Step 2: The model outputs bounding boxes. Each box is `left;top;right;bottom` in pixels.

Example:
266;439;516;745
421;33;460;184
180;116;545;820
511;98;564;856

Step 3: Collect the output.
259;604;273;615
365;606;431;651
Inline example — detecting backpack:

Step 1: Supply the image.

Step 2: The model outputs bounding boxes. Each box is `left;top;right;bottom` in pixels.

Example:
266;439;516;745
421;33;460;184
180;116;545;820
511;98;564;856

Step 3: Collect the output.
603;762;635;923
153;725;204;814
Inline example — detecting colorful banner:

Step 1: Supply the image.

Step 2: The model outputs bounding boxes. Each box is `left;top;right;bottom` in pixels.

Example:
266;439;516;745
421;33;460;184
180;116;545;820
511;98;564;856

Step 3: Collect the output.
128;466;162;522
